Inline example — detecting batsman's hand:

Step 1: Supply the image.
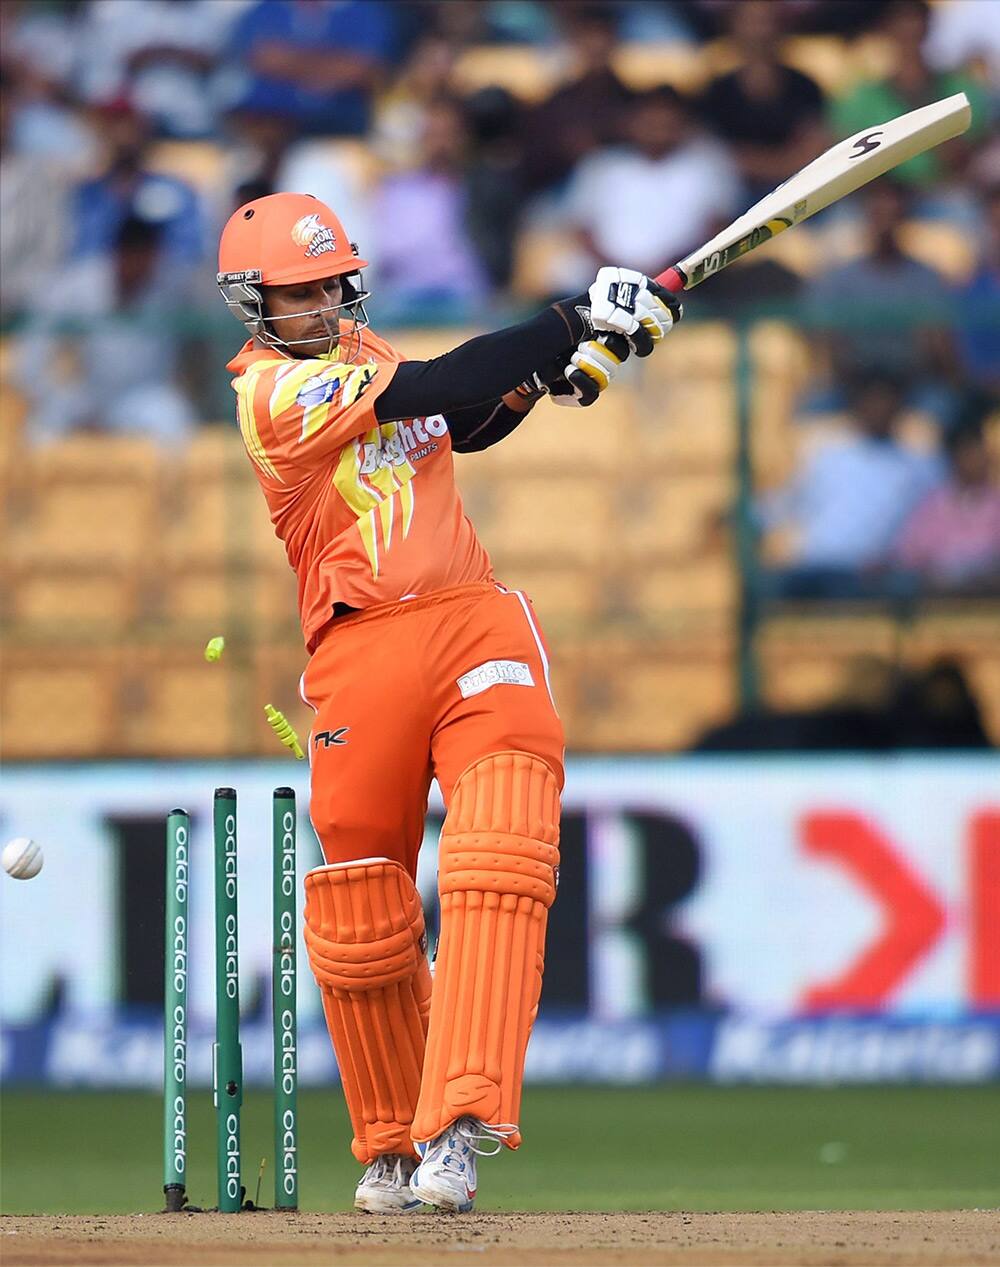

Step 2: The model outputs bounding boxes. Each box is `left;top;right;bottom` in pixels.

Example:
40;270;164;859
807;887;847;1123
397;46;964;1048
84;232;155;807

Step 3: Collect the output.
514;333;631;409
556;333;631;407
588;266;683;356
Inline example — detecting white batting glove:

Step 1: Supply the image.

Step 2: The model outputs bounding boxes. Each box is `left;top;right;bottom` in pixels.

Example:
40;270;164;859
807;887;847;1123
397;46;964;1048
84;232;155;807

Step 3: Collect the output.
588;266;682;356
553;333;631;407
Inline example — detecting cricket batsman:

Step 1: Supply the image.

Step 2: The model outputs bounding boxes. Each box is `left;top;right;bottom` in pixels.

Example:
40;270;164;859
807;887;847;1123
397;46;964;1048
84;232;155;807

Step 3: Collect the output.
217;193;681;1212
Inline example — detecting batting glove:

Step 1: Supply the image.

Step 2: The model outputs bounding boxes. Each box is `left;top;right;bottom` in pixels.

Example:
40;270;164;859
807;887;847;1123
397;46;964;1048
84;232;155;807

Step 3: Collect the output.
557;333;631;407
588;266;683;356
513;333;631;409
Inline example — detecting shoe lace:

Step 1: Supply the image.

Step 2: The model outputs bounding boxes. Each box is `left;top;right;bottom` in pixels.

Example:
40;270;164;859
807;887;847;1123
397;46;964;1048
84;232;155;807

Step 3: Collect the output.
367;1153;411;1185
454;1118;518;1157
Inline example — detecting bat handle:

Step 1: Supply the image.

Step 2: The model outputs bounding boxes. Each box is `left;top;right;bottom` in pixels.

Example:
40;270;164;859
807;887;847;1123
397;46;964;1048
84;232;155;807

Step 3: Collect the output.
654;265;686;292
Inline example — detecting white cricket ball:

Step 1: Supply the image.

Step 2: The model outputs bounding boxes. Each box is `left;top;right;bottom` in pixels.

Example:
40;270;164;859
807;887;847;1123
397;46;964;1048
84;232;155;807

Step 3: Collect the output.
2;837;44;880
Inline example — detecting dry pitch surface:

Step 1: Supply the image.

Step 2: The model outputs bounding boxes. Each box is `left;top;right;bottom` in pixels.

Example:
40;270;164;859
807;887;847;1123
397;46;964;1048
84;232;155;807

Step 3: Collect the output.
3;1211;999;1267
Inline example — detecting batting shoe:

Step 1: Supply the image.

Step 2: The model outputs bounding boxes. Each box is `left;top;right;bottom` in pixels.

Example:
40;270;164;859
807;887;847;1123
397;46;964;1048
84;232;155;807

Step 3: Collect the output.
354;1154;423;1214
409;1118;516;1213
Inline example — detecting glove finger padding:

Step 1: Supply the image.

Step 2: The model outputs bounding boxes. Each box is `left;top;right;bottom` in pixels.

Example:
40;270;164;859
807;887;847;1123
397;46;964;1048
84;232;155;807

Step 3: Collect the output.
559;332;631;407
635;280;683;349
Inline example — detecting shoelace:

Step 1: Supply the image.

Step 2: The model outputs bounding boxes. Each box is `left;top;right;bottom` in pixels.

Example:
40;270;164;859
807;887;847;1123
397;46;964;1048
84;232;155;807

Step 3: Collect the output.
366;1154;411;1185
454;1119;518;1157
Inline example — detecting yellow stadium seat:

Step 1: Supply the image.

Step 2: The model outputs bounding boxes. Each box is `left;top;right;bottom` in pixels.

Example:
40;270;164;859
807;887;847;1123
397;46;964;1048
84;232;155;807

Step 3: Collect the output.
455;392;636;478
783;36;856;96
119;653;242;757
983;409;1000;466
24;434;161;486
451;45;556;102
154;563;300;642
146;141;225;195
180;425;246;478
629;377;735;471
158;478;286;567
0;386;27;472
8;567;137;633
0;652;119;758
510;224;581;300
757;609;900;710
620;556;738;621
473;475;612;565
557;635;735;750
487;561;609;633
619;471;734;559
613;42;710;93
387;328;461;361
10;482;157;566
899;221;977;285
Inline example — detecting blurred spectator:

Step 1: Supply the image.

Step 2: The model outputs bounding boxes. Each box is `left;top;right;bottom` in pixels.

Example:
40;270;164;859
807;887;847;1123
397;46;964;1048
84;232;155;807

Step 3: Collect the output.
0;69;71;325
0;4;96;163
698;0;826;201
18;215;198;445
74;0;246;139
693;654;994;750
374;32;458;169
892;418;1000;593
222;107;295;204
564;85;739;280
221;0;395;137
830;0;988;192
889;658;993;749
426;0;555;45
954;182;1000;394
757;370;942;598
804;179;958;419
72;98;205;264
369;98;489;320
464;87;526;290
521;3;632;195
925;0;1000;85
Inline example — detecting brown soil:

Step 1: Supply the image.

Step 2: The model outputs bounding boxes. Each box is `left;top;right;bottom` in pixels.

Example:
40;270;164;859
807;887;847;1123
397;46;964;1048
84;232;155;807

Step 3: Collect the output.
2;1211;998;1267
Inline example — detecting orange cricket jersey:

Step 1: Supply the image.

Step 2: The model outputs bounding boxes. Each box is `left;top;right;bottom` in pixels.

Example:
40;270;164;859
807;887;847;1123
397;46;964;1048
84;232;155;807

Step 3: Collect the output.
227;327;494;650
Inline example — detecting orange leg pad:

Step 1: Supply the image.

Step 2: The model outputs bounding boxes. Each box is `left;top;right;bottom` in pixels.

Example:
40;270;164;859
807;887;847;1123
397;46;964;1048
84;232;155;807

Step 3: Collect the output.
412;752;560;1149
303;859;431;1163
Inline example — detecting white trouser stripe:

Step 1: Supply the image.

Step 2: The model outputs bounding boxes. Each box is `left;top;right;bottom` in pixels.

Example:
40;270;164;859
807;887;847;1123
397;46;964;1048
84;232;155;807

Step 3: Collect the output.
508;588;558;715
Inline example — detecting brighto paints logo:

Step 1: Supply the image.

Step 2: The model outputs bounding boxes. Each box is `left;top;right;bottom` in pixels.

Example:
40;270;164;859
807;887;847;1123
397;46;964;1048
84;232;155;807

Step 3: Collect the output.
290;213;337;257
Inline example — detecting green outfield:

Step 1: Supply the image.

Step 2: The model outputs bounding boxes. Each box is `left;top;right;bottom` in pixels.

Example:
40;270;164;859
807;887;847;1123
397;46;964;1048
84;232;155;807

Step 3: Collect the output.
1;1086;997;1215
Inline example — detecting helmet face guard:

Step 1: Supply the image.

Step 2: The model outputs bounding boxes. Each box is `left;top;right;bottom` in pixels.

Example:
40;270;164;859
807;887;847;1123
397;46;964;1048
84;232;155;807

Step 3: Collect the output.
217;256;371;362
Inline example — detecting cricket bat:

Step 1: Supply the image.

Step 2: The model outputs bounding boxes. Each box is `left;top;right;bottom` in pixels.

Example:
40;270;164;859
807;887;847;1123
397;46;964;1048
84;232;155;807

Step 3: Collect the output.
654;92;972;294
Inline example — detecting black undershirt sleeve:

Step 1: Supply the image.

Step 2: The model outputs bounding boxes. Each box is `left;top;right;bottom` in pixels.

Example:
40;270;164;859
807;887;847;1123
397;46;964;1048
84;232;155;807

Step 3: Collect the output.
445;398;528;452
373;303;585;424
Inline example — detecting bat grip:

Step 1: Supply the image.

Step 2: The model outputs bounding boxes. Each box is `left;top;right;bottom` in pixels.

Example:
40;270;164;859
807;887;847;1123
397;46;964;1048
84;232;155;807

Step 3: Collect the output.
654;265;686;292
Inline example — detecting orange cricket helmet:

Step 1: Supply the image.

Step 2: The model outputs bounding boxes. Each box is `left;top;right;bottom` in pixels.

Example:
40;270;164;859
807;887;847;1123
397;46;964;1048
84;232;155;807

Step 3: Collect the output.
217;192;370;356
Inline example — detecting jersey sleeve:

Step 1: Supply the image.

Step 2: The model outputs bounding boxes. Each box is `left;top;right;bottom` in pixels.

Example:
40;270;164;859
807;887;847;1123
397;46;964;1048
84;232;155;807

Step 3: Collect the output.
235;354;398;478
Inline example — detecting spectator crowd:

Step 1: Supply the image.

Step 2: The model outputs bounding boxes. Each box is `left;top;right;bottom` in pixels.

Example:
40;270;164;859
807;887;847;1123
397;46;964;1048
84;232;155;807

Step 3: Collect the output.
2;0;998;601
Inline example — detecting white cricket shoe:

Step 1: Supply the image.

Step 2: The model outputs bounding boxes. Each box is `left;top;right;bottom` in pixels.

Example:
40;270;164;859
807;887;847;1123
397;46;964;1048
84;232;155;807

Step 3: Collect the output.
354;1154;422;1214
409;1117;515;1213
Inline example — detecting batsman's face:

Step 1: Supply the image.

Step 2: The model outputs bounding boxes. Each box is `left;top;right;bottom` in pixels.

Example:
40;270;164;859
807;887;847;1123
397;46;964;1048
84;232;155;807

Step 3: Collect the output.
263;276;344;357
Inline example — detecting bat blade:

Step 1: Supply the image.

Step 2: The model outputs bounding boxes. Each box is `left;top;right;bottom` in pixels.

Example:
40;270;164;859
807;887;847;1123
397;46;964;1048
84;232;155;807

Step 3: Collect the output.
655;92;971;293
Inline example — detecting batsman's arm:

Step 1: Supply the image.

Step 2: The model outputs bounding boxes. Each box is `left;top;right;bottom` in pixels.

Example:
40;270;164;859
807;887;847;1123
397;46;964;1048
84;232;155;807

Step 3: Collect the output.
373;296;592;424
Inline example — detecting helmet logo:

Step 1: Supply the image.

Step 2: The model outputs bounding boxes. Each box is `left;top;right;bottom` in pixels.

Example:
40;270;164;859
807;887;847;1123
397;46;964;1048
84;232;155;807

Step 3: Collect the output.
290;213;337;258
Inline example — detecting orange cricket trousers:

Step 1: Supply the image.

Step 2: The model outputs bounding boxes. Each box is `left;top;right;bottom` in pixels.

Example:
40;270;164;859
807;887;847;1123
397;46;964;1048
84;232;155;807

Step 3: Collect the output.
300;582;565;874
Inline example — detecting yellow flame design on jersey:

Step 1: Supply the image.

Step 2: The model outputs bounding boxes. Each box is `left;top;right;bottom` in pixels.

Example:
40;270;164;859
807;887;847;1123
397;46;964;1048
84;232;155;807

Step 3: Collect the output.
332;422;418;578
